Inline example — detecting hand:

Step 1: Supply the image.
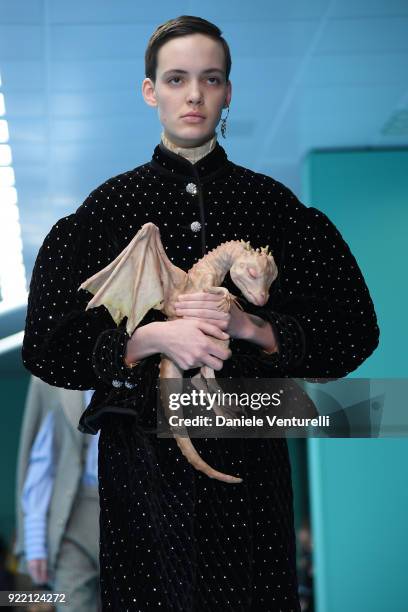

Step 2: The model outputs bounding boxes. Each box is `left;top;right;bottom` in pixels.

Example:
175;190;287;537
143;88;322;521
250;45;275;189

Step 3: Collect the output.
155;317;231;371
174;292;279;353
27;558;48;584
174;292;252;340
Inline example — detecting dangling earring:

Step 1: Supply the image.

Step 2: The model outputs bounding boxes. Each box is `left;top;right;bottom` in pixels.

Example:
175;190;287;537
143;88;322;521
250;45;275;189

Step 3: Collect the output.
220;106;230;139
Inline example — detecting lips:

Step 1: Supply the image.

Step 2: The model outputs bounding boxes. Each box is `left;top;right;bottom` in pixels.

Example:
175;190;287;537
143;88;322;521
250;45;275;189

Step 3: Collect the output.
182;113;205;119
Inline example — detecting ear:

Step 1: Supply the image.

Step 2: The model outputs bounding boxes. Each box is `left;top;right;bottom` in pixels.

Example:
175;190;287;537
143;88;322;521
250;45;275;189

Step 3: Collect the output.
142;78;158;107
224;80;232;108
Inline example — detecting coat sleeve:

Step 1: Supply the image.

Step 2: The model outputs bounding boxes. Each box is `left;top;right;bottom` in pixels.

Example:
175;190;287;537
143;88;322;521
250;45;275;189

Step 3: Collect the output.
14;376;46;562
21;410;55;561
22;209;147;390
244;200;380;380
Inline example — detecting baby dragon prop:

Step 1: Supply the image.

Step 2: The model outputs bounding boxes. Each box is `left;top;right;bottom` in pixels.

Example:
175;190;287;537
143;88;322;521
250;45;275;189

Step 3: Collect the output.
79;223;278;484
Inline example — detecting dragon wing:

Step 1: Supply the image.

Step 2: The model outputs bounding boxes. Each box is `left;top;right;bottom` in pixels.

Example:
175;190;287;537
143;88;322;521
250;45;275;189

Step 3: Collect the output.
79;222;186;335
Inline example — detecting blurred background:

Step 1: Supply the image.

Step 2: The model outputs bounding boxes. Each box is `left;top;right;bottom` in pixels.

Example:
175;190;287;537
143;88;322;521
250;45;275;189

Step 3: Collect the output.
0;1;407;610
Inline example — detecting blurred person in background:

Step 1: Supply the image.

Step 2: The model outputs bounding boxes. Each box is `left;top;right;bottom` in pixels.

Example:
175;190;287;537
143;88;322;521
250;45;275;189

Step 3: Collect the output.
14;376;100;612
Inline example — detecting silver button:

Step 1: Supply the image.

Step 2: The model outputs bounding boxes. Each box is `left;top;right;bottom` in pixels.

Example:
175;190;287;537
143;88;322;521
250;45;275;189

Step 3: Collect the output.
186;182;197;195
190;221;202;233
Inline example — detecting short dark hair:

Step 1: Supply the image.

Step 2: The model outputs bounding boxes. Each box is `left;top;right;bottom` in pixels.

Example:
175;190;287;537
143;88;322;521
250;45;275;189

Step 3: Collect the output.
145;15;232;83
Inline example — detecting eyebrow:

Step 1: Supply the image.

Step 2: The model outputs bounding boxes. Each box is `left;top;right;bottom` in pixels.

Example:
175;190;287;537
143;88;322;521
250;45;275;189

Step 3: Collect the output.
162;68;225;78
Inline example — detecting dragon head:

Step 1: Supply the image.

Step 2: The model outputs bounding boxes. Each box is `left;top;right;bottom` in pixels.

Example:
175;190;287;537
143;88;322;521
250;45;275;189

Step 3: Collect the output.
229;240;278;306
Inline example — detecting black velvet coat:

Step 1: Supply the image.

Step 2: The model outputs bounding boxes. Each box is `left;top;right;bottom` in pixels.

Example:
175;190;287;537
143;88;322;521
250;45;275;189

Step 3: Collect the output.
22;141;379;611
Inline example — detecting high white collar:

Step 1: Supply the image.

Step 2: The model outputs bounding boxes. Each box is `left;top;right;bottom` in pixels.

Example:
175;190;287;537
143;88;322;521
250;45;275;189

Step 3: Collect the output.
160;131;218;165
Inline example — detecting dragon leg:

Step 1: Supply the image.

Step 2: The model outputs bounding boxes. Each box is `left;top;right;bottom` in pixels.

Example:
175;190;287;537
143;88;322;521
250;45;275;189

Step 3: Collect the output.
197;286;245;419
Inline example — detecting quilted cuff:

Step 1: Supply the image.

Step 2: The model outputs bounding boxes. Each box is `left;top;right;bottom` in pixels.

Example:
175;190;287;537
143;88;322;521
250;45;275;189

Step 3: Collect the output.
92;327;143;390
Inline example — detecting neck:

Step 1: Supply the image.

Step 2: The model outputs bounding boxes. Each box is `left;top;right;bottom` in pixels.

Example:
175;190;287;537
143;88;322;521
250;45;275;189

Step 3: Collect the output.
160;131;217;164
191;240;244;284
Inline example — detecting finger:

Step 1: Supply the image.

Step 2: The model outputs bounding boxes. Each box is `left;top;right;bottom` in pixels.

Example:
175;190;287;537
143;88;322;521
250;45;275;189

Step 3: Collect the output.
177;293;220;302
195;317;229;330
208;344;232;361
186;309;223;320
175;308;228;320
196;321;229;340
202;354;224;370
175;301;222;312
186;317;229;332
203;332;232;355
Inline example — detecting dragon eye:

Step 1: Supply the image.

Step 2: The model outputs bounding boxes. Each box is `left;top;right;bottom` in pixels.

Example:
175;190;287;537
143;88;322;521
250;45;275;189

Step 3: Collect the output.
248;268;259;279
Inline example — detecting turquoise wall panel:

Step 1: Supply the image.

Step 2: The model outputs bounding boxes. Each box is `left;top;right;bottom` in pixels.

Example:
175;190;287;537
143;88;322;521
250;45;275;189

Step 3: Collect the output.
303;148;408;612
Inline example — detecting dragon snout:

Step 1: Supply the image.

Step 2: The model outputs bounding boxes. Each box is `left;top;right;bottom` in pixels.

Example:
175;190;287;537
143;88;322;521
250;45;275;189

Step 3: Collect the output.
256;292;268;306
246;289;268;306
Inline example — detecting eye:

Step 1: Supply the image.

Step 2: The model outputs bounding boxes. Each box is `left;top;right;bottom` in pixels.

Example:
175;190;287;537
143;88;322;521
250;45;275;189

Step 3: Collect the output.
168;76;182;85
207;77;221;85
248;269;259;279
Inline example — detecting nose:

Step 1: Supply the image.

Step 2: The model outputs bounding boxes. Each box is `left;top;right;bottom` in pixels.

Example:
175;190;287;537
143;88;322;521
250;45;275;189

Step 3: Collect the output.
187;79;203;105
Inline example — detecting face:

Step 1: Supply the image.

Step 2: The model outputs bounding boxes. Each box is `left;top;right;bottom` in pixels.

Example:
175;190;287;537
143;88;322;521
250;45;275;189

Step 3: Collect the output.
142;33;232;147
230;250;278;306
